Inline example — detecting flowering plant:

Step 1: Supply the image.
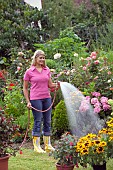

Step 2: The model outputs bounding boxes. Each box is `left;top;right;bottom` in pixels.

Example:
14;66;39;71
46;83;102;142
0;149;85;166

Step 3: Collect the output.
75;117;113;167
51;132;78;166
84;91;112;119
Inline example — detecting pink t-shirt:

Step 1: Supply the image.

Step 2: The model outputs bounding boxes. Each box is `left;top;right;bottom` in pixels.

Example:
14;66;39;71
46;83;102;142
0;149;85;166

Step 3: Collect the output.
23;66;51;100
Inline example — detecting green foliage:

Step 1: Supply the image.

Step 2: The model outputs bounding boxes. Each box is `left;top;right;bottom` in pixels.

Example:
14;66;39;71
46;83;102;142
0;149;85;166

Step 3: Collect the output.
52;100;69;137
108;99;113;116
0;110;19;157
3;84;26;118
43;0;76;38
0;0;51;65
46;59;57;69
93;23;113;51
34;28;88;73
8;149;113;170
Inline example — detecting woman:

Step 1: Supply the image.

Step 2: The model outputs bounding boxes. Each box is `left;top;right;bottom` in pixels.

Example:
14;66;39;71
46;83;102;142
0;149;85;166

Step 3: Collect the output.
23;50;60;153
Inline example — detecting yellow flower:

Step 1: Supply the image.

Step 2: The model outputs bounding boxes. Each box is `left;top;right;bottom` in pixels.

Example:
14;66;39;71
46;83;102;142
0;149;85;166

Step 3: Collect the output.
80;148;89;155
99;141;107;147
96;147;104;153
99;128;108;134
94;140;101;145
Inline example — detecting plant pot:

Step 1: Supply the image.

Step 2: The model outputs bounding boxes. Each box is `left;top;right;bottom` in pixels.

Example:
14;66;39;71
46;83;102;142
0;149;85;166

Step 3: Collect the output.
56;163;74;170
0;154;10;170
93;162;106;170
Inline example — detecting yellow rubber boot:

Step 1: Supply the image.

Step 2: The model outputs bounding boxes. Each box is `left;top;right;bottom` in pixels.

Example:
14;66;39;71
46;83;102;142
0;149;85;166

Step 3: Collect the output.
43;136;55;153
33;136;46;153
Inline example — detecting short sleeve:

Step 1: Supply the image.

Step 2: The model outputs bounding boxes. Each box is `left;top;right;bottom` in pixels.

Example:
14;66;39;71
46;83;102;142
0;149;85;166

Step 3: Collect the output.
23;70;30;81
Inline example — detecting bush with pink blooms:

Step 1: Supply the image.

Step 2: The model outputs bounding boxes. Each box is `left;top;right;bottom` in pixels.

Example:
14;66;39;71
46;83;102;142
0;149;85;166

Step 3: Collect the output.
85;91;112;119
69;51;113;100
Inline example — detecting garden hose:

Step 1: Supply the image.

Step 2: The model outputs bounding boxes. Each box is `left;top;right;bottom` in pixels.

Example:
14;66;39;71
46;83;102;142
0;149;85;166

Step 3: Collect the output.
30;88;57;112
19;87;57;150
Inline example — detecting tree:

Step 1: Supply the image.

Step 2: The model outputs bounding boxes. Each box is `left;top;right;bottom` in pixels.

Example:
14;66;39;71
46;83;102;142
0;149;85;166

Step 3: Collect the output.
0;0;51;66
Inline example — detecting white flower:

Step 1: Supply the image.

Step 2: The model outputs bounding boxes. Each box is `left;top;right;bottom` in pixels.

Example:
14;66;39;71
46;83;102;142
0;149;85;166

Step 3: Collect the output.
108;79;111;83
18;52;24;56
50;69;56;72
74;53;78;57
71;69;75;73
54;53;61;59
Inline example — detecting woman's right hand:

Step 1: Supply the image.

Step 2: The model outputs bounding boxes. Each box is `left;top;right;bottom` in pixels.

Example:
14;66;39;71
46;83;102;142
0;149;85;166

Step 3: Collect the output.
27;102;32;109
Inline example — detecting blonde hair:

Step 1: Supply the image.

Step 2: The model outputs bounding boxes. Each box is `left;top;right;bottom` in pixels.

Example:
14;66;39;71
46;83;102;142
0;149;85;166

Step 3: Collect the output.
31;50;46;67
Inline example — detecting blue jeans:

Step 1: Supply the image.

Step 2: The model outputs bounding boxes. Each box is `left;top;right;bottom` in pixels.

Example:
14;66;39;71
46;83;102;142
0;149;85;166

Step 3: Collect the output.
30;98;52;137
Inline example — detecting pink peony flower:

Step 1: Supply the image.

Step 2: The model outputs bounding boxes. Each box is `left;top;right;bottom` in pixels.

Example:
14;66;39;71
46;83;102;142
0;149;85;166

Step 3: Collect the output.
102;104;111;111
91;92;101;97
91;98;99;105
94;102;101;107
100;97;108;104
94;107;101;113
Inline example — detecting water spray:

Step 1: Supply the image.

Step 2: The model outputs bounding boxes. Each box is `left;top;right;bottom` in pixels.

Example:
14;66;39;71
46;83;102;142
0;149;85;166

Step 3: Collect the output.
60;82;104;138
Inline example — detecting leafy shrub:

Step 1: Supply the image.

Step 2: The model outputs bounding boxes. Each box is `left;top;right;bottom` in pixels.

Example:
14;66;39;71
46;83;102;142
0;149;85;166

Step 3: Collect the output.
0;109;19;156
46;59;57;69
3;84;26;118
52;100;69;138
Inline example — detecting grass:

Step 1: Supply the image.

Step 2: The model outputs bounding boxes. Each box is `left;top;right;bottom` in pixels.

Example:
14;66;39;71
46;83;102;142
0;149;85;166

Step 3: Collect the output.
9;148;113;170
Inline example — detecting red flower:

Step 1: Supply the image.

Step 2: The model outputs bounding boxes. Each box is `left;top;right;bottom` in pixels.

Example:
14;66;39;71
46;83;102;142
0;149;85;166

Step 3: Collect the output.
0;71;5;79
9;83;15;86
19;150;23;154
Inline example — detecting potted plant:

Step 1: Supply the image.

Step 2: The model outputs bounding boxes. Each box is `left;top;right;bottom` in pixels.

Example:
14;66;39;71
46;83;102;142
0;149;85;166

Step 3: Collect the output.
51;132;78;170
75;117;113;170
0;109;19;170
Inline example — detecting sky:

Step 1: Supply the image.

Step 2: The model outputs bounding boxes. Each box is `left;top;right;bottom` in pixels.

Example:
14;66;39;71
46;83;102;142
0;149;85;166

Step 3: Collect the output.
24;0;42;10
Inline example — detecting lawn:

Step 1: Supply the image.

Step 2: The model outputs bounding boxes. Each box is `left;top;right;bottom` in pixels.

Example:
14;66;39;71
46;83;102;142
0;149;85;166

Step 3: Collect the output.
9;148;113;170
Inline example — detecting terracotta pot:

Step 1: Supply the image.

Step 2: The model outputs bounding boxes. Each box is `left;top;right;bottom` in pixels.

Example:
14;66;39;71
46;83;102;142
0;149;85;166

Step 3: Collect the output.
56;163;74;170
0;155;10;170
93;162;106;170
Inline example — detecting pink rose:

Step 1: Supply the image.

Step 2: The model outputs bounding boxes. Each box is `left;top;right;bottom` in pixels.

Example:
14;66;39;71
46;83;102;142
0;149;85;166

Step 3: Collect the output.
91;52;97;56
83;66;87;70
94;60;99;64
92;55;97;60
